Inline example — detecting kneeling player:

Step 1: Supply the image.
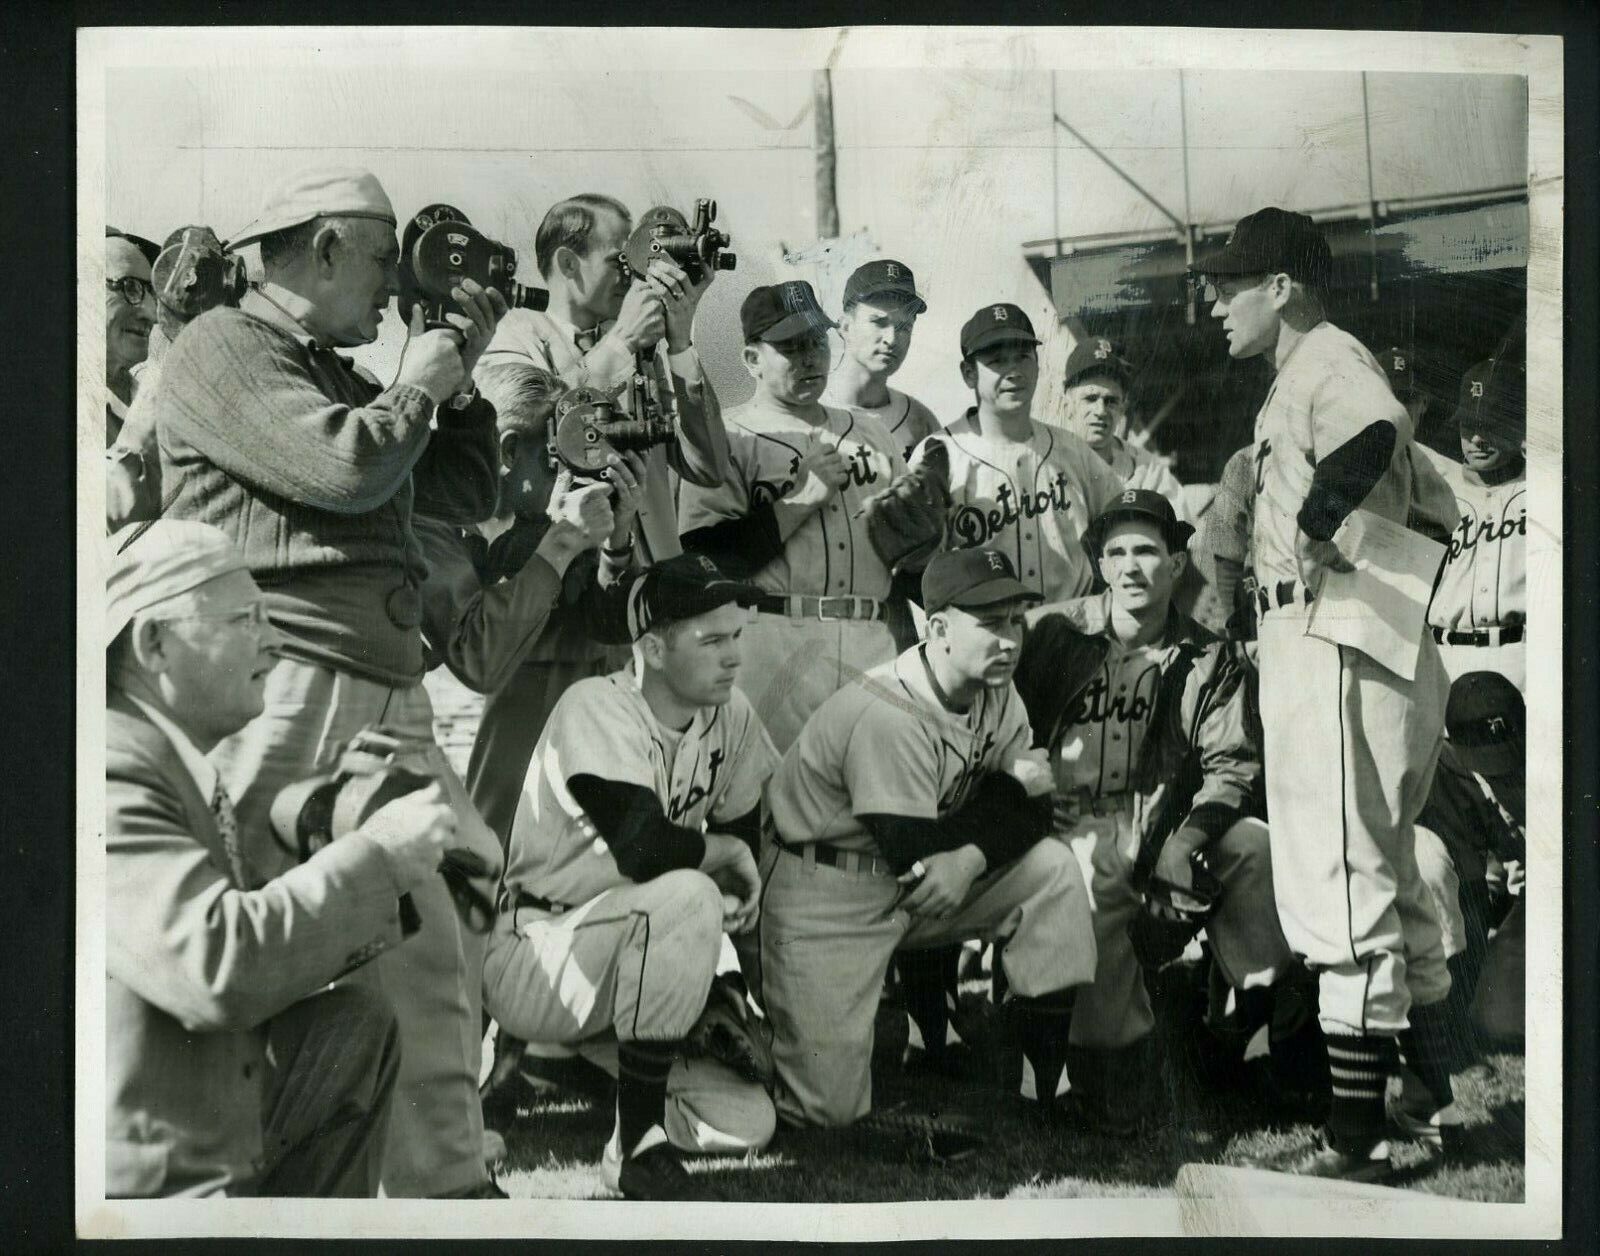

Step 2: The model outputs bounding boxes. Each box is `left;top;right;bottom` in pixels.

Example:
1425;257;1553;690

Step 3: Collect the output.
1012;490;1296;1133
757;547;1097;1128
482;555;779;1200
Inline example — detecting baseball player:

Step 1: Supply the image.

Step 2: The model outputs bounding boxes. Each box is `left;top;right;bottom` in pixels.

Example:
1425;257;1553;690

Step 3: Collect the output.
1009;490;1293;1134
1418;358;1527;691
1187;444;1259;640
1193;207;1464;1180
908;304;1125;619
822;259;942;461
678;280;905;752
755;546;1096;1128
482;553;779;1200
1060;336;1190;522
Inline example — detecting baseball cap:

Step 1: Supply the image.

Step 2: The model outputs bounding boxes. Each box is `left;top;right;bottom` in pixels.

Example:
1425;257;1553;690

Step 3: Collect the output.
1063;336;1132;389
107;521;250;646
1083;488;1196;557
842;259;927;314
228;166;397;249
1452;357;1526;444
960;303;1041;359
623;553;763;641
922;548;1042;614
741;280;837;344
1379;346;1416;401
1191;207;1333;289
1445;671;1524;778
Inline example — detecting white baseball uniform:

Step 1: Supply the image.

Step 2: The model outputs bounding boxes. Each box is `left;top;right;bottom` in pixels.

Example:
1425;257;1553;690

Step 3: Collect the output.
482;666;779;1154
1099;437;1191;523
755;647;1096;1127
677;401;904;752
1418;445;1527;691
910;413;1125;613
821;385;942;462
1249;321;1452;1036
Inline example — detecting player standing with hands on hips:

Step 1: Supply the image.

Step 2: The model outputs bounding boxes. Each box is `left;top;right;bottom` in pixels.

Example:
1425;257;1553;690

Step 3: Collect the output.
1192;207;1465;1182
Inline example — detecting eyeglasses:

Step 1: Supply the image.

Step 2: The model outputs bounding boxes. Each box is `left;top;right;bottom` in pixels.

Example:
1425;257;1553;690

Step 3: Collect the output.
145;602;273;633
106;275;154;306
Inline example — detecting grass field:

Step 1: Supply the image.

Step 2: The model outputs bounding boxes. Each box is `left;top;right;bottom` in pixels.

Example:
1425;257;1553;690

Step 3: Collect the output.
491;974;1526;1205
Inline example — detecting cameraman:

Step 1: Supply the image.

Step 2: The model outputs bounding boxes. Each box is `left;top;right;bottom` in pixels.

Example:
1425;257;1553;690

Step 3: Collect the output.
479;193;731;562
105;521;456;1197
124;167;508;1198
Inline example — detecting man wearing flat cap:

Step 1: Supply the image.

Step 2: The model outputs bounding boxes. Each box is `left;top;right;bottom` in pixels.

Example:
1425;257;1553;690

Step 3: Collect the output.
678;280;907;751
1060;336;1189;523
485;554;779;1199
104;521;460;1197
1191;207;1463;1182
1419;357;1527;691
113;166;510;1196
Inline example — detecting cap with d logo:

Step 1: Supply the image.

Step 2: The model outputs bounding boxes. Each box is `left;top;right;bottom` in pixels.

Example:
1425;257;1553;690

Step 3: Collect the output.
960;303;1041;358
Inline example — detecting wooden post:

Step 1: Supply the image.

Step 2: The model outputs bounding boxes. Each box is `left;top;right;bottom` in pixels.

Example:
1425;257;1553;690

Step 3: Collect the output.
814;68;840;239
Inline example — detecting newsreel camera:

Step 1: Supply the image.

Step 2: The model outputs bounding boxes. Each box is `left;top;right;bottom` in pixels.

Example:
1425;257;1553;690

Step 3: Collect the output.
618;199;737;287
399;202;549;331
548;384;677;478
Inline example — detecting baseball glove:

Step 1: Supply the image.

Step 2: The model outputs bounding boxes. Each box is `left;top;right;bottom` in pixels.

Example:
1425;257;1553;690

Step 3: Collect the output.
1128;852;1224;972
859;437;952;571
853;1105;987;1164
685;974;774;1087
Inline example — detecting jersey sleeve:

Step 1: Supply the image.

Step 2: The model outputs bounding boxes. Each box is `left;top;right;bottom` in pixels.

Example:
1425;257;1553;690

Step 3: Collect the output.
708;695;782;825
841;689;941;819
1308;357;1408;462
541;681;657;807
678;424;755;531
989;684;1035;767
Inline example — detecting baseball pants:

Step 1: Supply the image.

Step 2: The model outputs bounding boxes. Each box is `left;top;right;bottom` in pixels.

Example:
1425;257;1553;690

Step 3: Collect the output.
1413;824;1470;960
754;838;1097;1128
1256;600;1451;1036
735;614;896;753
1063;811;1294;1051
1438;640;1525;694
482;871;775;1153
212;657;501;1199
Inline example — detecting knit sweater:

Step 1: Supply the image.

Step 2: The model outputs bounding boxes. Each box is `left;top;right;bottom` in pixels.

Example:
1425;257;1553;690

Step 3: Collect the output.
150;291;499;685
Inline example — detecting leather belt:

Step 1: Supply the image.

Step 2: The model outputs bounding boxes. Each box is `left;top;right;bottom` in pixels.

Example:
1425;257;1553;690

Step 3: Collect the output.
1432;625;1523;647
780;839;896;877
1066;787;1133;819
756;594;886;623
1254;579;1313;618
508;888;574;916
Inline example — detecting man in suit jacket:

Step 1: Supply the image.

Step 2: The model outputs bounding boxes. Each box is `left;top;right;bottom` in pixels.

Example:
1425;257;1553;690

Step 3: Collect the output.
105;520;458;1197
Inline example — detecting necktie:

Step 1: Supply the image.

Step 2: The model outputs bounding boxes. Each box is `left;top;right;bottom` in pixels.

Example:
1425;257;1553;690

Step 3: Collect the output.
210;782;251;889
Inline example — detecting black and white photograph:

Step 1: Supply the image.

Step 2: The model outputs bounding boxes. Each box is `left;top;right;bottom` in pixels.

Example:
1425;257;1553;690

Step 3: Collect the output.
75;23;1564;1243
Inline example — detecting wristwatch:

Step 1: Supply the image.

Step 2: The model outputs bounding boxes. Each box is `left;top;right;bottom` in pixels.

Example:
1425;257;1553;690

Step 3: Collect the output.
447;386;478;411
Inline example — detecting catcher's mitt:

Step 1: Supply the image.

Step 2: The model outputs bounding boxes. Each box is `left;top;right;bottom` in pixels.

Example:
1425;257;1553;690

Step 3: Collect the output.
859;437;952;571
685;974;774;1087
853;1105;987;1164
1128;851;1224;972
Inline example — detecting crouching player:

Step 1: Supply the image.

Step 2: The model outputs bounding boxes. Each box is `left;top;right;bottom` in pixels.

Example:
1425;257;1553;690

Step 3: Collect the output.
482;555;779;1200
1011;490;1296;1134
756;547;1097;1127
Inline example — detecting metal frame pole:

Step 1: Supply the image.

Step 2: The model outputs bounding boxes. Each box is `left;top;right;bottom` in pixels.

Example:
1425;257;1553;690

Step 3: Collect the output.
1361;71;1380;301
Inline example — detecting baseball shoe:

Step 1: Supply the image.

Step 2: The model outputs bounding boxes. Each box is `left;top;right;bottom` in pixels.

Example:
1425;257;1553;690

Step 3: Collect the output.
1387;1098;1467;1160
602;1126;717;1202
1051;1090;1141;1139
482;1127;507;1167
1249;1136;1397;1184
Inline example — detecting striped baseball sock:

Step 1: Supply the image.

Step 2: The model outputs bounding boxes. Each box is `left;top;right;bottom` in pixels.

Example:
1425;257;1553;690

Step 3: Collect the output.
1400;1001;1459;1109
616;1040;678;1158
1324;1033;1393;1154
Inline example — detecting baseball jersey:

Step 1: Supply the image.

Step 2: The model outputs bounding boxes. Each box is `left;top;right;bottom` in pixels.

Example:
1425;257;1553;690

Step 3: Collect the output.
1249;323;1417;586
1419;448;1526;632
766;646;1033;855
1053;638;1169;799
677;401;905;600
821;386;942;462
504;666;779;907
911;412;1125;604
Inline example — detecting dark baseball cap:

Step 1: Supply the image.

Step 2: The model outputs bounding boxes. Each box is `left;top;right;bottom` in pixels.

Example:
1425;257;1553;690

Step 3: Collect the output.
1063;336;1132;389
1379;346;1416;401
623;553;763;641
922;548;1042;614
741;280;836;344
1083;488;1195;557
960;303;1041;359
843;259;927;314
1445;671;1524;778
1452;357;1525;443
1191;207;1333;290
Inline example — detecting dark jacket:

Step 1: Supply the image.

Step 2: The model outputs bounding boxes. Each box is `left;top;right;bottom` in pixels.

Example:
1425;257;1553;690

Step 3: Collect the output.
1011;592;1261;881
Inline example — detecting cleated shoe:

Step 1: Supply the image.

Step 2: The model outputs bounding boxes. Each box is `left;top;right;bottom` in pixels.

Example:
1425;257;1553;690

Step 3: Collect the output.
1388;1098;1468;1161
602;1126;718;1201
1252;1136;1397;1184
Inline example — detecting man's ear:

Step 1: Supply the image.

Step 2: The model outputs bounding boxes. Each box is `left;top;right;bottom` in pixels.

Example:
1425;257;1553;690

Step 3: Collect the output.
310;222;344;278
637;631;666;669
741;344;762;379
128;618;168;673
1169;548;1190;584
553;245;581;285
959;357;977;391
498;428;522;472
1268;272;1295;310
